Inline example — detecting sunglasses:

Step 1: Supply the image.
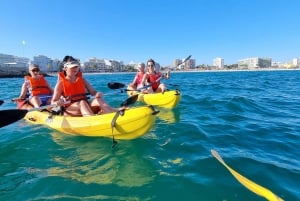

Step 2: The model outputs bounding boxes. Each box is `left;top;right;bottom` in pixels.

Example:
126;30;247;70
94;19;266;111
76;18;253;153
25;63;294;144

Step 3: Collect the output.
31;69;40;72
147;64;154;67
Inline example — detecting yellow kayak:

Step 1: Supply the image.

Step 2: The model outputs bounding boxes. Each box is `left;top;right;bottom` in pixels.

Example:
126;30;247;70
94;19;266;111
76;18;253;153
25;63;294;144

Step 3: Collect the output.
24;106;158;140
128;89;181;108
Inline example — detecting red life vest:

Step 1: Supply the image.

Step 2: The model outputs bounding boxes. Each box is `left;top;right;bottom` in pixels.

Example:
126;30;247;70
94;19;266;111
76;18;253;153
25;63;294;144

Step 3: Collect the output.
135;72;145;85
58;72;87;102
25;75;51;96
148;72;161;91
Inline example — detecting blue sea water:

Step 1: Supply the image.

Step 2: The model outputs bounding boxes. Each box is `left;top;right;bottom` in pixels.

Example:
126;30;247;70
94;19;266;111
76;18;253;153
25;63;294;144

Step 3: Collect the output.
0;70;299;201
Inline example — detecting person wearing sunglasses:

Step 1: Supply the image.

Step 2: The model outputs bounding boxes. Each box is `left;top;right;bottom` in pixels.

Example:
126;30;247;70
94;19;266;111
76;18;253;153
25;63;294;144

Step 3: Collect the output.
141;59;170;93
18;64;53;108
51;59;116;116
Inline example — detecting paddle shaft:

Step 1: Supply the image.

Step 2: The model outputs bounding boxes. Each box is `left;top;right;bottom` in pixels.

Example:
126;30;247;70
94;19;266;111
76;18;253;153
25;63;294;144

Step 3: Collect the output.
174;55;192;68
0;97;28;106
0;103;57;128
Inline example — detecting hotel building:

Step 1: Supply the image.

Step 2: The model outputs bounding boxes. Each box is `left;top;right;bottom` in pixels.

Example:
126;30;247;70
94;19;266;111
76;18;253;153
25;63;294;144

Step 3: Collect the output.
238;57;272;69
213;58;224;69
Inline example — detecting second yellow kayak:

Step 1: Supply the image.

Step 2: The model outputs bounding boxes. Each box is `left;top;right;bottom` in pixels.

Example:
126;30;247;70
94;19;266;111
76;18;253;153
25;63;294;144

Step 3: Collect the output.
128;89;181;109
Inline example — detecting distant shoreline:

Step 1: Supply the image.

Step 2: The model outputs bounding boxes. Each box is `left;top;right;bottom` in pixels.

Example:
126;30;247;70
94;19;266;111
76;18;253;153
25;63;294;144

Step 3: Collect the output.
1;68;299;78
59;68;300;76
170;68;300;73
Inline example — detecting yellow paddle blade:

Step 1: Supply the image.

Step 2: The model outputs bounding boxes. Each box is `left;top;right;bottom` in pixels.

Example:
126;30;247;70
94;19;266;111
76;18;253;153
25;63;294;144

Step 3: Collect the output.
211;149;284;201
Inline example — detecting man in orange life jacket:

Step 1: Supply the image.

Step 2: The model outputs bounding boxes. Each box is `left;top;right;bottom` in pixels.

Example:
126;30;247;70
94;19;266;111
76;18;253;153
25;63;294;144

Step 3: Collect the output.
18;64;53;108
51;60;116;116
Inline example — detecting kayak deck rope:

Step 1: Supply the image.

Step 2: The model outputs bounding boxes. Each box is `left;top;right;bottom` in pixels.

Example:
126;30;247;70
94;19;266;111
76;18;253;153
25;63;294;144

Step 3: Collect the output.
149;105;160;115
110;109;125;148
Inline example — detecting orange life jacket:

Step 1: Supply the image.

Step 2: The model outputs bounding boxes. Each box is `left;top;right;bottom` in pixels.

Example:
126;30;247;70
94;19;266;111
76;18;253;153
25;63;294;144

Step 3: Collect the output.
58;72;87;102
25;75;51;96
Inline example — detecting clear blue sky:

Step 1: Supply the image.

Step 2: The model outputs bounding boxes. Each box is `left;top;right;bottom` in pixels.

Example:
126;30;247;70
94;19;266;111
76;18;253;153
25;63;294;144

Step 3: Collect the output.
0;0;299;66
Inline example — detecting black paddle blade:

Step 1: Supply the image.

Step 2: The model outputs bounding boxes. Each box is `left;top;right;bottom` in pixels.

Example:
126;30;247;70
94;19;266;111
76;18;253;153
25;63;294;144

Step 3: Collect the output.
120;94;139;107
107;82;125;89
0;109;28;128
183;55;192;63
0;100;4;106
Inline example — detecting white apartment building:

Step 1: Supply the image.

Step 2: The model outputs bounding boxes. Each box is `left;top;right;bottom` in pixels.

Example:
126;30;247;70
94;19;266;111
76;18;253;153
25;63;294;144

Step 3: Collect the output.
0;53;29;68
186;59;196;69
83;57;106;72
238;57;272;69
174;59;182;69
32;55;52;72
292;58;300;67
174;58;196;69
105;59;123;72
213;57;224;69
83;57;124;72
52;59;61;72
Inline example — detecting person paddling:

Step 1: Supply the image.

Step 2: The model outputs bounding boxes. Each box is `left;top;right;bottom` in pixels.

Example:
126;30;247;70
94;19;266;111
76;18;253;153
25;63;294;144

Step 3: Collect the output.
51;59;116;116
141;59;170;93
18;64;53;108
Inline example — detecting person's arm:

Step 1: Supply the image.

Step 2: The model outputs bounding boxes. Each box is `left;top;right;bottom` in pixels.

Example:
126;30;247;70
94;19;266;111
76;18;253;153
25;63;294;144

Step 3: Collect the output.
158;70;170;80
83;78;102;98
18;82;28;99
164;70;171;79
139;73;153;93
51;81;64;105
130;74;138;86
140;73;149;87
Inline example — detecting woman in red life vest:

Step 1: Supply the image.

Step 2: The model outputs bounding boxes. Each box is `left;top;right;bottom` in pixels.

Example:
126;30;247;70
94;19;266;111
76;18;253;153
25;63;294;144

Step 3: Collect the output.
18;64;53;108
142;59;170;93
51;60;116;116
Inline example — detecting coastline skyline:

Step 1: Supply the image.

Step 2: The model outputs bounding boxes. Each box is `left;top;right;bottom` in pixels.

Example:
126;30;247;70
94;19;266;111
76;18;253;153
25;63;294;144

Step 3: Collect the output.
0;0;299;66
